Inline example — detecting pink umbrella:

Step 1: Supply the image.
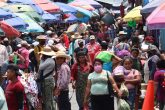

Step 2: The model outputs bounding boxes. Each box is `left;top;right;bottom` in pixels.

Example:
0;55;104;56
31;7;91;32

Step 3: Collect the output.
0;21;20;37
147;2;165;30
69;1;95;11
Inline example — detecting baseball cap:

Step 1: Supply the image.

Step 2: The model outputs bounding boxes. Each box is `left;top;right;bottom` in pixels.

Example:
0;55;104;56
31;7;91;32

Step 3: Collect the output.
89;35;95;40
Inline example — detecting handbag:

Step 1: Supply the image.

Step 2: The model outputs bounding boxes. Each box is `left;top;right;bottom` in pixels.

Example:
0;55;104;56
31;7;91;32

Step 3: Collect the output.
106;71;115;97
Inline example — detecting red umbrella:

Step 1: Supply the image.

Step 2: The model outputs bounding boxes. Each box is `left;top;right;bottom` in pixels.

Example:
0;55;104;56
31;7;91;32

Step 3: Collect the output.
0;21;20;37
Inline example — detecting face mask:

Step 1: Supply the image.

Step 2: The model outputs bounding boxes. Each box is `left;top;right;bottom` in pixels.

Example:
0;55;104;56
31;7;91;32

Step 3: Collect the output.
94;65;102;73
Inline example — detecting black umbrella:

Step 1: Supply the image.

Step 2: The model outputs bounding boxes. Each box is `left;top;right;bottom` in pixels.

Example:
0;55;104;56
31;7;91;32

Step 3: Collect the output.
101;13;115;25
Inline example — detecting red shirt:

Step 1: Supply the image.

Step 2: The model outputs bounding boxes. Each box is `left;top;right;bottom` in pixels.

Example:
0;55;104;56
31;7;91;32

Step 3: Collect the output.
71;63;93;80
5;80;28;110
63;34;70;49
86;42;101;63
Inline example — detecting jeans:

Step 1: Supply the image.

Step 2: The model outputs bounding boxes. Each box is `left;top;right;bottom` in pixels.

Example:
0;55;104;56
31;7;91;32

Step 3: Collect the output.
58;90;71;110
127;89;136;110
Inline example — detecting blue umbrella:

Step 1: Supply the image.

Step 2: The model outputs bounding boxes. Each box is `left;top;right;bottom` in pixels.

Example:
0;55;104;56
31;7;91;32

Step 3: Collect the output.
55;2;77;14
42;12;57;23
65;13;78;23
0;9;13;19
7;0;35;4
30;4;44;15
5;17;28;32
141;0;165;14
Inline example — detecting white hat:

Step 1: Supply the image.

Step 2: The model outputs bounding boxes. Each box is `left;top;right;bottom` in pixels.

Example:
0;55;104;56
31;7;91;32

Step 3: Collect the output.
46;30;52;35
118;31;127;35
71;32;82;39
47;39;54;46
21;40;30;47
37;35;47;40
3;38;8;41
55;51;71;61
89;35;95;40
32;41;39;46
39;46;56;56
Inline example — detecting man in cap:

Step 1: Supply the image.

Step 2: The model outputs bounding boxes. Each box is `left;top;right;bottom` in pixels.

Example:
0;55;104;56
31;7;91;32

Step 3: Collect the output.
113;31;127;47
14;40;30;72
5;64;28;110
3;38;12;55
85;35;101;63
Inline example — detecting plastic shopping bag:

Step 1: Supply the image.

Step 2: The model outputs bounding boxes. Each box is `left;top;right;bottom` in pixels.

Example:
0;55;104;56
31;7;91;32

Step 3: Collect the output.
118;99;130;110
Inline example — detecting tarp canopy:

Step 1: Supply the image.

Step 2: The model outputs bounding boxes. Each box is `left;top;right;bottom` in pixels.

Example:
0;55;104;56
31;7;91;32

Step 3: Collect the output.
5;17;28;31
55;2;77;14
123;6;142;22
147;2;165;30
15;13;44;33
69;1;95;11
7;0;35;4
2;4;45;23
0;8;13;19
141;0;165;14
75;0;102;9
64;14;78;23
42;12;58;23
95;0;123;7
0;21;20;37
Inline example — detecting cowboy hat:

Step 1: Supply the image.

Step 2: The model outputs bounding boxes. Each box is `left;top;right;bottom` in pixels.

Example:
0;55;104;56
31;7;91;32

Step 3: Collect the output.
36;35;47;40
20;40;30;47
39;46;56;56
55;51;71;61
71;32;82;39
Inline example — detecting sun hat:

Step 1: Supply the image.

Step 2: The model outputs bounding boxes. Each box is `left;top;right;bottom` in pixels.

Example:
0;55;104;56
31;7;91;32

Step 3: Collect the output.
36;35;47;40
71;32;82;39
39;46;56;56
89;35;95;40
20;40;30;47
55;51;71;61
46;30;52;35
3;38;8;41
7;64;22;76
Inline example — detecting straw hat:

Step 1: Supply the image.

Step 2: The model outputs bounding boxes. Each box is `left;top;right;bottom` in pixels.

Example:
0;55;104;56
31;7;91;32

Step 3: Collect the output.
20;40;30;47
71;32;82;39
55;51;71;61
36;35;47;40
39;46;56;56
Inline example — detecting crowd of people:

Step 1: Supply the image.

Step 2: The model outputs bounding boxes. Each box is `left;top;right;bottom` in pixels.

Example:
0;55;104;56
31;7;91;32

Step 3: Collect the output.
0;15;165;110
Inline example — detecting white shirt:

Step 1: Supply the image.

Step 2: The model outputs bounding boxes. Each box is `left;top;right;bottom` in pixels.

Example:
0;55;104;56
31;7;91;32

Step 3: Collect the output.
0;44;8;66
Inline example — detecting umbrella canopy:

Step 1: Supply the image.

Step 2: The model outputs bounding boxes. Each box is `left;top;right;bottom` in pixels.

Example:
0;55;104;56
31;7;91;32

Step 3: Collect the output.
147;2;165;30
55;2;77;14
0;8;13;19
101;13;115;25
42;12;58;23
3;4;45;23
15;13;44;33
141;0;165;14
33;0;60;13
64;14;78;23
0;21;20;37
95;0;123;7
5;17;28;32
69;1;95;11
7;0;35;4
0;2;8;7
75;0;102;9
67;23;78;33
123;6;142;22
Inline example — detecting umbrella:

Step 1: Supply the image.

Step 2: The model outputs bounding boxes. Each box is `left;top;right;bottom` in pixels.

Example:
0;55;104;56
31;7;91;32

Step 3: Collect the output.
101;13;115;25
0;21;20;37
55;2;77;14
5;17;28;32
69;1;95;11
64;14;78;23
0;2;8;7
42;12;58;23
0;8;13;19
33;0;49;4
67;23;78;33
3;4;45;23
7;0;35;4
95;0;123;7
141;0;165;14
15;13;44;33
123;6;142;22
147;2;165;30
75;0;102;9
